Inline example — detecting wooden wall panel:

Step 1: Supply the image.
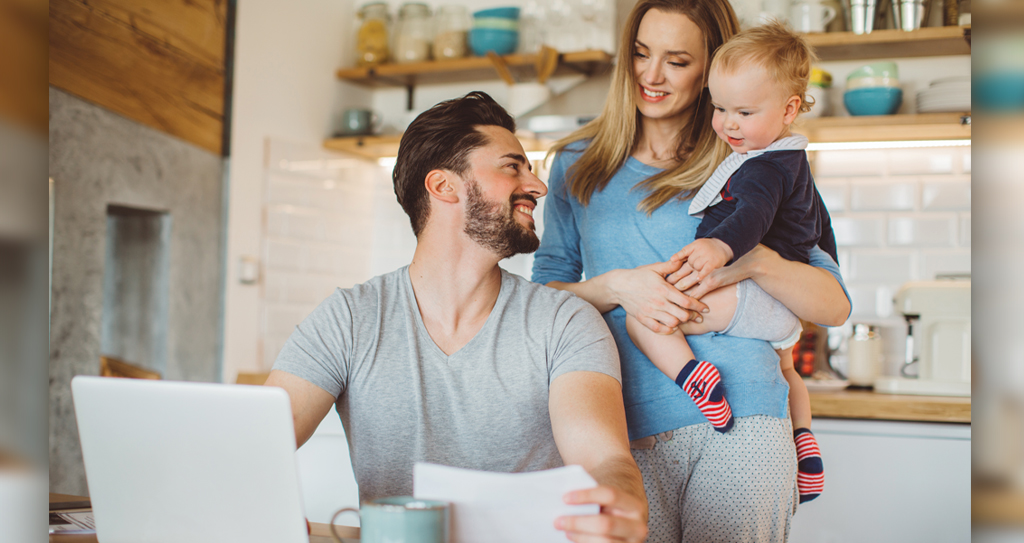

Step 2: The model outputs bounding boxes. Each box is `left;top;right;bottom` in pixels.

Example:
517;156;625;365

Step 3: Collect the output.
49;0;227;154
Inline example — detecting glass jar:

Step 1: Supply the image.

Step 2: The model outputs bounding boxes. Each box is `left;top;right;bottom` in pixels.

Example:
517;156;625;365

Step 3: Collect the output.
394;2;433;64
432;5;469;60
356;2;390;67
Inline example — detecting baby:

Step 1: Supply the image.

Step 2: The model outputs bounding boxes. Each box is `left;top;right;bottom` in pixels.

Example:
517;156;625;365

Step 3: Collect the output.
625;21;838;504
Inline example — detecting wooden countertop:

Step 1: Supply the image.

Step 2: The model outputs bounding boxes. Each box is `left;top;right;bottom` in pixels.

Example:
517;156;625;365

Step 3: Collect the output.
49;493;359;542
809;388;971;423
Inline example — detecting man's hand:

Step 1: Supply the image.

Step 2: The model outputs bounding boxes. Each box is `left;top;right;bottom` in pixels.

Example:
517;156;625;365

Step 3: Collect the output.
555;485;648;543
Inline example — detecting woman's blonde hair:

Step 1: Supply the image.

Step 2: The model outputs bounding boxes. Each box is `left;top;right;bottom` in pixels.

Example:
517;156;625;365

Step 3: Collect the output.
711;20;817;114
547;0;740;213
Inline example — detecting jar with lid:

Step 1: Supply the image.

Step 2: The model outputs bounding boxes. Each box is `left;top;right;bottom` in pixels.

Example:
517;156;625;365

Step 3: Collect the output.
394;2;433;63
432;5;469;60
355;2;390;67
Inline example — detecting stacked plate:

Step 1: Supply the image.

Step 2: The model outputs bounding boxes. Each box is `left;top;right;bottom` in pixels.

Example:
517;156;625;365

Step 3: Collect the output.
917;76;971;113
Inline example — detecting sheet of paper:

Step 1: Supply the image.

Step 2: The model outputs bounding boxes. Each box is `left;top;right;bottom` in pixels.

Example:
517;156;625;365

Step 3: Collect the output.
48;511;96;534
413;463;599;543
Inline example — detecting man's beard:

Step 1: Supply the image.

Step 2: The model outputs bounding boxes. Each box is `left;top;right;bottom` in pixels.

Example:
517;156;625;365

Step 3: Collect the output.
463;180;540;260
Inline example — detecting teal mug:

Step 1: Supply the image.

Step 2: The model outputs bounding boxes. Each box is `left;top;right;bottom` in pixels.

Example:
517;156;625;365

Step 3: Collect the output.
330;496;450;543
338;108;381;136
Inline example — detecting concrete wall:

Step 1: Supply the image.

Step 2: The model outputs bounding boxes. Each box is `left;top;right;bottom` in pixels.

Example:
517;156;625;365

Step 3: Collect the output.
48;87;225;494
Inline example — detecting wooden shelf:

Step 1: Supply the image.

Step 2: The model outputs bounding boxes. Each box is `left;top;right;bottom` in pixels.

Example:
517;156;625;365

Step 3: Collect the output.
336;49;613;87
794;112;971;143
809;388;971;423
327;113;970;159
803;25;970;61
324;133;555;161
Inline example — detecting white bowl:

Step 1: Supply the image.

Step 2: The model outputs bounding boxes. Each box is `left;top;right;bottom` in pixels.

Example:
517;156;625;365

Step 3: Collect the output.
846;76;900;90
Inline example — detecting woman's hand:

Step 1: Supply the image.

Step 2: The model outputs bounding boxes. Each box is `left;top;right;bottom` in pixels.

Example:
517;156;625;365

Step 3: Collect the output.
606;261;708;334
668;244;775;300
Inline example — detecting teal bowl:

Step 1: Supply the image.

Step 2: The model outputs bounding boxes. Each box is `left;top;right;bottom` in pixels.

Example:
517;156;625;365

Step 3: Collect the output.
844;87;903;116
473;7;520;19
469;28;518;56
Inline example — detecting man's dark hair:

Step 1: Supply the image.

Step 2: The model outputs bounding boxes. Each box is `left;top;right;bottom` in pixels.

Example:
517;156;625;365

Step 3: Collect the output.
393;91;516;237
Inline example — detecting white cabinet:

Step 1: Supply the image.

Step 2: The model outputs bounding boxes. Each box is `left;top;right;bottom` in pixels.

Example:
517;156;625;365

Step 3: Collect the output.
789;418;970;543
295;406;360;525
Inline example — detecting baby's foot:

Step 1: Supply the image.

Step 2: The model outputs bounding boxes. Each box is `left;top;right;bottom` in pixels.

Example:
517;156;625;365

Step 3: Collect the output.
676;359;734;432
795;428;824;503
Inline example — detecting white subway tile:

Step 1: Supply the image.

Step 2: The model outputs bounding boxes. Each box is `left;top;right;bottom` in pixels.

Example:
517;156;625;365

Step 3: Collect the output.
815;179;848;213
920;250;971;280
848;251;914;283
266;208;289;237
814;150;887;177
262;335;291;369
886;148;955;175
960;214;971;247
837;249;850;272
832;215;886;247
285;211;324;240
962;150;971;174
265;239;307;271
921;178;971;211
888;215;958;247
263;305;313;338
875;285;895;318
308;245;346;275
263;274;289;303
849;179;917;211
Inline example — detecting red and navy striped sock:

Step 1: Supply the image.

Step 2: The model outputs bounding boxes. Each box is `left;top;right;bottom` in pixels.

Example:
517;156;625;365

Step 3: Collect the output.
795;427;824;503
675;359;734;433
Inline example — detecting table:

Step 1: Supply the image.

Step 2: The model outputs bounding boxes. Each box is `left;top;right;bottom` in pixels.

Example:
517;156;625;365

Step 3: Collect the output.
48;493;360;542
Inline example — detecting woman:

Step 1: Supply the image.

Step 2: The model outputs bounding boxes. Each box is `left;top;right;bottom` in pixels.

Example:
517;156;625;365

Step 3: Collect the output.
531;0;851;541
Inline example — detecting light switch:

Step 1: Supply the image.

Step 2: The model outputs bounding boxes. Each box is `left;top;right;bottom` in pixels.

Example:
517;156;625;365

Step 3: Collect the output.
239;255;260;285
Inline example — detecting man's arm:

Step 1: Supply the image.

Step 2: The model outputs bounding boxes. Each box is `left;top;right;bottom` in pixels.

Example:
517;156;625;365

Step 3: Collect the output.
549;371;648;543
264;370;336;448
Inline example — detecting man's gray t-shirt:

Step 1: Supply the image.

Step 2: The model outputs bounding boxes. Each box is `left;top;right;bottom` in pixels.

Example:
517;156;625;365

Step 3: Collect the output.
272;266;620;502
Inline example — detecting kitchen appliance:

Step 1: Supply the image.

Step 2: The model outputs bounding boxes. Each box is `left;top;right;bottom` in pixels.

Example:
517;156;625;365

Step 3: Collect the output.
875;280;971;396
847;323;883;386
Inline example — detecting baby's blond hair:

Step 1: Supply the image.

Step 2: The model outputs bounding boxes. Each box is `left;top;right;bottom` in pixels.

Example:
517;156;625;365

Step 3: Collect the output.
711;21;817;114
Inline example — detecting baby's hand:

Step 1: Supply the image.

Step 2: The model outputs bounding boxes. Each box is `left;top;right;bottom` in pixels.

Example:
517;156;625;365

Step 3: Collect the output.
671;238;733;281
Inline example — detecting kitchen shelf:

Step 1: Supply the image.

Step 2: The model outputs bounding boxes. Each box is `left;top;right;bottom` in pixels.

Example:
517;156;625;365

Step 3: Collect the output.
327;113;970;160
336;49;613;88
323;133;555;161
794;112;971;143
802;25;970;61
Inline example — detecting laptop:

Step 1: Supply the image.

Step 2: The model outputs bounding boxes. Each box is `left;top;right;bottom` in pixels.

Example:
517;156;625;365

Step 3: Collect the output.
71;376;309;543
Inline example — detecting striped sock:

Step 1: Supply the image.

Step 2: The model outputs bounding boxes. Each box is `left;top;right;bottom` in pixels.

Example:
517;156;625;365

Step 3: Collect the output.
675;359;734;433
795;428;824;503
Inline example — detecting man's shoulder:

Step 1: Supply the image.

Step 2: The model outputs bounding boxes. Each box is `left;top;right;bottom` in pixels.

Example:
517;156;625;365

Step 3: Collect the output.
501;271;606;324
314;267;406;313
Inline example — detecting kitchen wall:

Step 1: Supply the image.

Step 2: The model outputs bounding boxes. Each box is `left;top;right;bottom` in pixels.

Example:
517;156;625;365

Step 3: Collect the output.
48;87;225;495
222;0;372;382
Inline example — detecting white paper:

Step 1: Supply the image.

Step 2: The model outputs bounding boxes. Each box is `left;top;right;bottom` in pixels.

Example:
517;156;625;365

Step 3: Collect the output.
413;463;599;543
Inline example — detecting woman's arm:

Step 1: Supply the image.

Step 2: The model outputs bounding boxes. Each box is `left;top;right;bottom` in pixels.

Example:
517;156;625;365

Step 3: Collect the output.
546;261;708;334
669;244;850;326
534;150;707;334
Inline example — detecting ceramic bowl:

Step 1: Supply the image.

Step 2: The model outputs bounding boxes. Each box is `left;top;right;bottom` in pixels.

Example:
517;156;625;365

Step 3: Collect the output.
844;87;903;116
473;6;520;19
846;76;900;90
473;17;520;30
847;61;899;81
469;28;518;56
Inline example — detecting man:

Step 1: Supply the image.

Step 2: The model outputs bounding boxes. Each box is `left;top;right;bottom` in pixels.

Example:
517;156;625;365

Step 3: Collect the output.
266;92;648;542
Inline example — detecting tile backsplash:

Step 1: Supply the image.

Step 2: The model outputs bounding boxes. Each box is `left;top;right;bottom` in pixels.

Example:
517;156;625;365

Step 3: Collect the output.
813;145;971;375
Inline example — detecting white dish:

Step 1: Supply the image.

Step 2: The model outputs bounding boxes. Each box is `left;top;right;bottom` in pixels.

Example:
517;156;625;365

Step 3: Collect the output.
804;379;850;392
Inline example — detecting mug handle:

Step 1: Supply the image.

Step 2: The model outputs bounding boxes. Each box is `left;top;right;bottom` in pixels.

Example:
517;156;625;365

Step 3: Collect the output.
822;5;837;25
330;507;360;543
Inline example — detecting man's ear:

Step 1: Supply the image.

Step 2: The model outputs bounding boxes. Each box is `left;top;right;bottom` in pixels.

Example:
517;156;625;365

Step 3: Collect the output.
425;170;459;204
783;95;801;125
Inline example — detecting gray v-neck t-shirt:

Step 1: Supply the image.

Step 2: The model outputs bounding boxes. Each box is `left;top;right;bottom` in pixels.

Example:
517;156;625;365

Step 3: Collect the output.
272;266;621;502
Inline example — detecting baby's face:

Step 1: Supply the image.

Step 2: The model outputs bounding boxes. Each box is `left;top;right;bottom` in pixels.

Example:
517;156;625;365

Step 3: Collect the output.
708;65;800;154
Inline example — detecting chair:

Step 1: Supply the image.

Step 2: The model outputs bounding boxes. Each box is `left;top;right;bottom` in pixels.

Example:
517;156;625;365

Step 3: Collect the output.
99;356;162;380
235;372;271;386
